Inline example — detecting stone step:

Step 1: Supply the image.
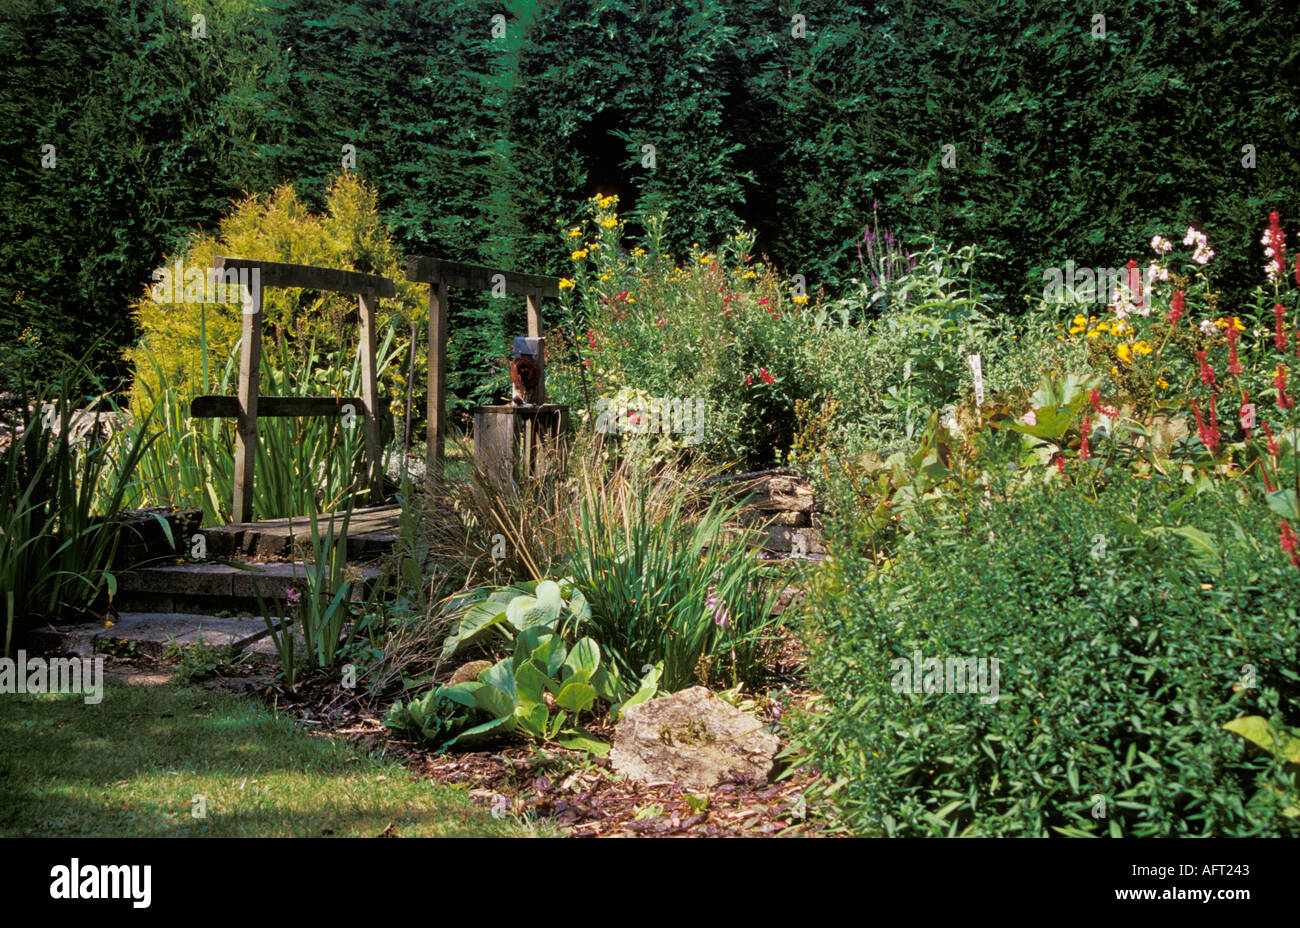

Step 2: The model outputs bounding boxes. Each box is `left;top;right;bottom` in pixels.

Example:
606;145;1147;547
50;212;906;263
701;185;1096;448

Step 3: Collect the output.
29;612;296;661
115;560;382;614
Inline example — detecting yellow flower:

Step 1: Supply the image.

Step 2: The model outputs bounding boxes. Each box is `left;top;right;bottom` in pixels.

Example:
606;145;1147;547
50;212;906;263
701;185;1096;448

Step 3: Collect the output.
1085;329;1100;338
699;255;712;265
1110;366;1119;377
1094;321;1111;334
598;195;615;208
1069;324;1086;334
571;249;588;261
742;270;757;279
1134;340;1153;355
1117;344;1133;364
631;247;646;256
1072;314;1087;328
558;278;575;290
602;216;618;229
1156;377;1169;388
599;273;612;281
567;227;582;239
792;295;809;305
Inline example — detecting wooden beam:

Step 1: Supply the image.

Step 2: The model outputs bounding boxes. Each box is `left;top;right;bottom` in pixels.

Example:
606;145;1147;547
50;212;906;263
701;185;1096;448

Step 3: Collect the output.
191;396;364;418
358;289;383;501
231;276;263;524
426;278;448;486
526;291;545;404
406;256;560;299
213;256;396;299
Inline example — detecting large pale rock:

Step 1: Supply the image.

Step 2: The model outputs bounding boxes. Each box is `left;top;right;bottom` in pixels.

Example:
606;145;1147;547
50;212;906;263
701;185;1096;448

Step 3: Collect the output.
609;686;779;789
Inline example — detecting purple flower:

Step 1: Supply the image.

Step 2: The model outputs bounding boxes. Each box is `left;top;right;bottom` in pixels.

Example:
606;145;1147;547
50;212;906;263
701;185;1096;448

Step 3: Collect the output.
285;587;301;605
704;591;730;629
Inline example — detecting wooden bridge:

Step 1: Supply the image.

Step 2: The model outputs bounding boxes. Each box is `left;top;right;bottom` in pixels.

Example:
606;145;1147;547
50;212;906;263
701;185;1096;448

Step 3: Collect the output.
191;255;561;523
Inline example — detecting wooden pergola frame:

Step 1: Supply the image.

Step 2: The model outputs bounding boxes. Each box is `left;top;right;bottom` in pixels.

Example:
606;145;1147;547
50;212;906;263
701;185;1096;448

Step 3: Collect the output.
189;255;563;521
191;256;396;523
405;256;561;484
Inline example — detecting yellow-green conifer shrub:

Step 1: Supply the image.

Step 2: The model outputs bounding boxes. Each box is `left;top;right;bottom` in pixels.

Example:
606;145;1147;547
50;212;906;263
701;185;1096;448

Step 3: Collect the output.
127;173;424;415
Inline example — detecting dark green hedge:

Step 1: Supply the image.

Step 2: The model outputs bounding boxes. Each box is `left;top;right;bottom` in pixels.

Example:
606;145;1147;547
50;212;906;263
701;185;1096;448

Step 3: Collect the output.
4;0;1297;398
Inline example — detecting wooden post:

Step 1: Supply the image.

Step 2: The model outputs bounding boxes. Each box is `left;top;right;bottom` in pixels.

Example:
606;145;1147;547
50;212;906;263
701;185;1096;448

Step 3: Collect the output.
526;289;545;404
357;288;383;501
426;278;448;486
232;275;263;523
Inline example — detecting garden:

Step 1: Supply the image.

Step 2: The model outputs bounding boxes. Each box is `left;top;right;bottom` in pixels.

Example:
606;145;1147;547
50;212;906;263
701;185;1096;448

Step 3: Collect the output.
2;0;1299;841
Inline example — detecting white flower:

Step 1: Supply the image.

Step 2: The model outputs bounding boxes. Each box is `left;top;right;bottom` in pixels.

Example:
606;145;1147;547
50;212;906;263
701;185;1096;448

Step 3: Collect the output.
1200;319;1217;335
1148;262;1170;282
1193;246;1214;265
1184;227;1199;246
1150;235;1173;255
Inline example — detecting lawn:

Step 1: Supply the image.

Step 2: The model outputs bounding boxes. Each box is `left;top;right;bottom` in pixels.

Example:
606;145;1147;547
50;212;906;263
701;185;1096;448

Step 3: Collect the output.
0;682;547;837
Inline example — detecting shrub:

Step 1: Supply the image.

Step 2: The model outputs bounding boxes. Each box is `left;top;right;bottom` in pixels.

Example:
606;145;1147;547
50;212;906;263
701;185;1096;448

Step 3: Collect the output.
793;474;1300;836
126;173;423;418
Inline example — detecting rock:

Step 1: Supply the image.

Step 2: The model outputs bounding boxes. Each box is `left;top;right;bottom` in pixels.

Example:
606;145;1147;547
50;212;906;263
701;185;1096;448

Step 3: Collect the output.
609;686;779;789
448;660;493;686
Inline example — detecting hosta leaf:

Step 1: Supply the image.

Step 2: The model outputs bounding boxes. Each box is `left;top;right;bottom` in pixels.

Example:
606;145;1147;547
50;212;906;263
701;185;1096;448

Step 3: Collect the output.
556;681;597;716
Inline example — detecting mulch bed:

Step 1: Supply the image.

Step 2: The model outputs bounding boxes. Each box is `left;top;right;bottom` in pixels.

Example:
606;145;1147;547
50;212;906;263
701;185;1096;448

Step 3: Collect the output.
251;631;828;837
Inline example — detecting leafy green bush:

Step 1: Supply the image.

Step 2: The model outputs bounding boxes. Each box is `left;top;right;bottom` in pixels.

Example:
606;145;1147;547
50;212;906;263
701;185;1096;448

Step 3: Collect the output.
794;475;1300;836
386;600;655;754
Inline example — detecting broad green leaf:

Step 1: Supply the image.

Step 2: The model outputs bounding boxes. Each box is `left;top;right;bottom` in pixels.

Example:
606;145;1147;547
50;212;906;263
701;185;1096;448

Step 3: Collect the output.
445;713;515;749
514;662;549;705
1265;489;1300;522
556;681;597;716
563;637;601;679
477;659;516;708
555;730;610;756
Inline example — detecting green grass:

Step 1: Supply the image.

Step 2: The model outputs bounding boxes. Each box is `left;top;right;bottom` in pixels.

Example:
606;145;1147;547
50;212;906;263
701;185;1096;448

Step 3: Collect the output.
0;682;549;837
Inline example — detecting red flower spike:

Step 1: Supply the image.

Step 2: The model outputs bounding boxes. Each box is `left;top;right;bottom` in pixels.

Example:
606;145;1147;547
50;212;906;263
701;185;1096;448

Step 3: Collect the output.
1191;398;1219;451
1280;520;1300;567
1080;413;1091;460
1276;366;1295;409
1226;324;1243;375
1274;303;1288;352
1169;291;1185;325
1262;419;1280;458
1197;350;1217;390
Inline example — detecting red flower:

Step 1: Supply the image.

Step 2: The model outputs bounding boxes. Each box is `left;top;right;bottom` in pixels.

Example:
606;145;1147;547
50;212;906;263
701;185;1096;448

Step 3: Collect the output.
744;374;752;386
1126;259;1141;299
1169;290;1185;325
1080;413;1091;460
1295;254;1300;288
1197;350;1216;390
759;367;775;385
1275;303;1288;352
1276;366;1295;409
1262;419;1280;458
1053;455;1066;475
1226;323;1243;375
1280;520;1300;567
1191;398;1220;451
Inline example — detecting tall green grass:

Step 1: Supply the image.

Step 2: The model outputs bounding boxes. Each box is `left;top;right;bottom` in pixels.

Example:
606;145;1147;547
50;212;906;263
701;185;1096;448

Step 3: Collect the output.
115;326;401;523
1;359;159;655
